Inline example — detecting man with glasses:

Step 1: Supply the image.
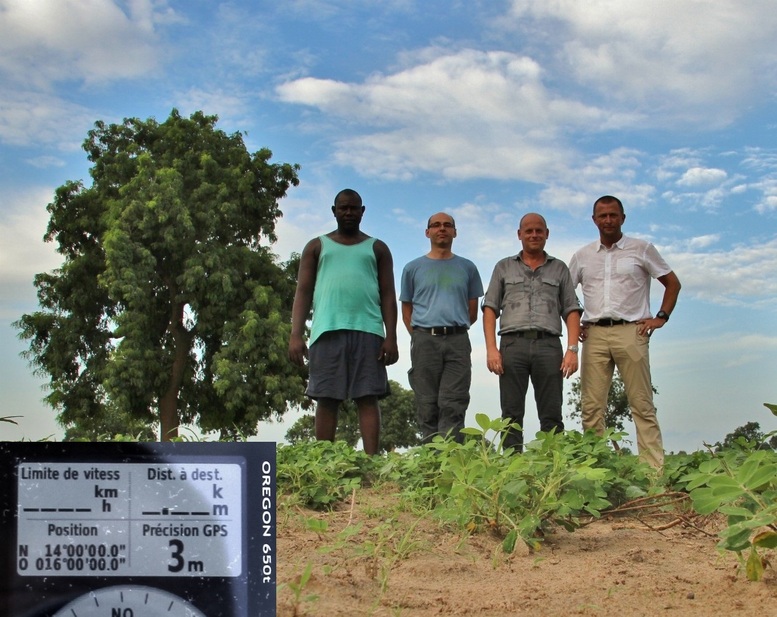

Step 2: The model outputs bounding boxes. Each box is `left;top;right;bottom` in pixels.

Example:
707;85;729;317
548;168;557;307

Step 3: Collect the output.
400;212;483;443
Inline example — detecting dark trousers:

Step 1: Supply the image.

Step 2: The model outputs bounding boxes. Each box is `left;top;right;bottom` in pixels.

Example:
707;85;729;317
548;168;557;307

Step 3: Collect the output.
499;335;564;451
408;331;472;443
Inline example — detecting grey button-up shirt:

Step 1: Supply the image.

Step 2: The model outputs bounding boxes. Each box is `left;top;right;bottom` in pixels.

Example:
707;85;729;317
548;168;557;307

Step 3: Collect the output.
482;252;581;336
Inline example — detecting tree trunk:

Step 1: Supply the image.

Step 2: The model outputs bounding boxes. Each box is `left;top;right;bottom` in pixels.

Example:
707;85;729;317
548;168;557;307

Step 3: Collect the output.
159;299;190;441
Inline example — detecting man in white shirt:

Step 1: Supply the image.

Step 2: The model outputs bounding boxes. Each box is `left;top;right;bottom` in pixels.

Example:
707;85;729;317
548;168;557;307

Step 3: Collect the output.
569;196;681;469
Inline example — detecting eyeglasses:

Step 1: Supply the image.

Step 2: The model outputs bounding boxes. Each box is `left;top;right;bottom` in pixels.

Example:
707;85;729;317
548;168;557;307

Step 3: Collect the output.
428;222;455;229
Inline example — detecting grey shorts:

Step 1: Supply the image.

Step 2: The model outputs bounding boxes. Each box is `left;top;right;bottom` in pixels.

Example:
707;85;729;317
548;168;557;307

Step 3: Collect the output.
307;330;389;401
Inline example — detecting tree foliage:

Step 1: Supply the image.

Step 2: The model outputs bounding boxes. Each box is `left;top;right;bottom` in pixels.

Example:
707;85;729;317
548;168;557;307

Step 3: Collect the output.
718;421;776;451
15;110;307;440
285;380;422;453
566;372;657;433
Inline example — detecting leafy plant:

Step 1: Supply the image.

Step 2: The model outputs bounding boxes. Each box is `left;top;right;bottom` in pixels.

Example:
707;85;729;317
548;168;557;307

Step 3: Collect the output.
419;414;626;552
318;515;427;600
683;444;777;580
273;402;777;582
278;562;319;616
277;440;379;509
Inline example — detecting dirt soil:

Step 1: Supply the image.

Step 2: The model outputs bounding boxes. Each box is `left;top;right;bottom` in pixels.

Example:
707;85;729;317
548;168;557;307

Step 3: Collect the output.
276;484;777;616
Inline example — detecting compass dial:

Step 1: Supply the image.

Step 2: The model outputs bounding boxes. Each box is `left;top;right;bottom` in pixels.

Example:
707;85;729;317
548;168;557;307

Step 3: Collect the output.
53;585;207;617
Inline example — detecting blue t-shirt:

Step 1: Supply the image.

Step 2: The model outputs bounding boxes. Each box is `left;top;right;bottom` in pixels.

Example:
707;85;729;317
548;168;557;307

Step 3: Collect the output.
400;255;483;328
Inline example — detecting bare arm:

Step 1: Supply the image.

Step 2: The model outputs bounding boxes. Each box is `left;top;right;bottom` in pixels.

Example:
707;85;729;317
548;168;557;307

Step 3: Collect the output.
401;301;414;335
483;306;503;375
637;271;682;336
468;298;479;325
288;238;320;366
656;271;681;316
375;240;399;365
560;310;581;378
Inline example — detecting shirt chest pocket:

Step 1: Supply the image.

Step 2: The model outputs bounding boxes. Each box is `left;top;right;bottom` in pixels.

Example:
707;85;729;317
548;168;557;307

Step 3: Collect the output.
616;258;637;275
505;278;528;302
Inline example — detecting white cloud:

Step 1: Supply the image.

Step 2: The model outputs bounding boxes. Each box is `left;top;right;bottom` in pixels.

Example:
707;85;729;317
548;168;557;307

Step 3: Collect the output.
537;149;659;215
0;187;62;319
749;177;777;213
0;0;177;85
173;88;253;128
0;91;95;148
277;48;641;182
755;195;777;213
652;149;775;213
505;0;777;128
687;234;720;249
25;155;67;169
677;167;728;187
0;1;180;148
665;236;777;307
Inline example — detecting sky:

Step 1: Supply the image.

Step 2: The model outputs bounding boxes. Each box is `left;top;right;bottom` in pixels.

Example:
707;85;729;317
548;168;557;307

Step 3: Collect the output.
1;0;776;452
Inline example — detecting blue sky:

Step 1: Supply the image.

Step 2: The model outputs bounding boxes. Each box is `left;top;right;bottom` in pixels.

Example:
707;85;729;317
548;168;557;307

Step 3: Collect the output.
2;0;776;451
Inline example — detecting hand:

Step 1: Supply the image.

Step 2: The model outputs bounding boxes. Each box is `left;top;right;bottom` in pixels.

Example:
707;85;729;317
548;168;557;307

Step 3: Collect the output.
560;351;579;379
379;339;399;366
486;348;504;375
636;318;666;337
288;335;308;367
579;325;589;342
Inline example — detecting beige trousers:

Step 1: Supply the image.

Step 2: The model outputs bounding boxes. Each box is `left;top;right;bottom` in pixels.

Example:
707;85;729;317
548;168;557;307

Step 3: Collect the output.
580;323;664;469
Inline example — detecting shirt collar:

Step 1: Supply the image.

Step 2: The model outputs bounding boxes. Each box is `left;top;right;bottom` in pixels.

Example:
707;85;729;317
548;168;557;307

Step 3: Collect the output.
515;250;553;264
596;235;627;252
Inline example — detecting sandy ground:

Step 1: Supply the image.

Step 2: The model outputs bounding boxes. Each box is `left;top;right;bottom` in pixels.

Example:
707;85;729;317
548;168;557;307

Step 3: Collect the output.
276;485;777;617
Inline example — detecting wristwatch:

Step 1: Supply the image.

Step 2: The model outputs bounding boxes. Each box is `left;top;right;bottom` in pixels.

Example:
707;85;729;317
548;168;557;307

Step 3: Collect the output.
567;345;579;353
656;310;670;322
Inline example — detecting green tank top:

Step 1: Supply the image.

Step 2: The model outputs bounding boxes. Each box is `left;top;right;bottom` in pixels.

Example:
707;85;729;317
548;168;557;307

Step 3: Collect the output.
310;235;385;345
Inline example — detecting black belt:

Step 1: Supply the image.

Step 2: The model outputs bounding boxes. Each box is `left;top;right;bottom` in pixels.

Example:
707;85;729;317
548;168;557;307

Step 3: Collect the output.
590;318;630;327
503;330;555;339
413;326;468;336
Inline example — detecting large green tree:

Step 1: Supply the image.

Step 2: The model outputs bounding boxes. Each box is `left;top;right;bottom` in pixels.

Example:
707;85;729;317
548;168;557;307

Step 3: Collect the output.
285;380;423;453
15;110;307;440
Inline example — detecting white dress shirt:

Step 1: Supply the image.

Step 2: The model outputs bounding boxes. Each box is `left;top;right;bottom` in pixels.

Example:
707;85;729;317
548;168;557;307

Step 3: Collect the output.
569;235;672;323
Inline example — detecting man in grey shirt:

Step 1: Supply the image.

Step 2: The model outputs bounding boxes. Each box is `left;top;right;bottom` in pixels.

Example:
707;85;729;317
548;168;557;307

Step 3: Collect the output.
483;213;582;452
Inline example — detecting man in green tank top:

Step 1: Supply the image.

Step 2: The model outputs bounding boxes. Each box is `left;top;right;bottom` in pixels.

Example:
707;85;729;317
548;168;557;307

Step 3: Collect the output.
289;189;398;454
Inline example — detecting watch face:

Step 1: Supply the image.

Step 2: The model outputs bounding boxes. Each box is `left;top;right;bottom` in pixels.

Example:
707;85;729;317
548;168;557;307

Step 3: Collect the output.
52;585;207;617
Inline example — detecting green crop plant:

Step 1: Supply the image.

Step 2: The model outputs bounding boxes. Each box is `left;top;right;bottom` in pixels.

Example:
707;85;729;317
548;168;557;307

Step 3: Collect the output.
278;562;319;616
318;515;426;600
421;414;622;553
683;407;777;581
379;443;449;513
277;440;380;509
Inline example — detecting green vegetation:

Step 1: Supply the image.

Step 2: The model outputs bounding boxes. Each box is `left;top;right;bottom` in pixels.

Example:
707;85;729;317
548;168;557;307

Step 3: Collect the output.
14;110;306;441
277;561;318;617
277;404;777;584
680;403;777;581
8;404;776;588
